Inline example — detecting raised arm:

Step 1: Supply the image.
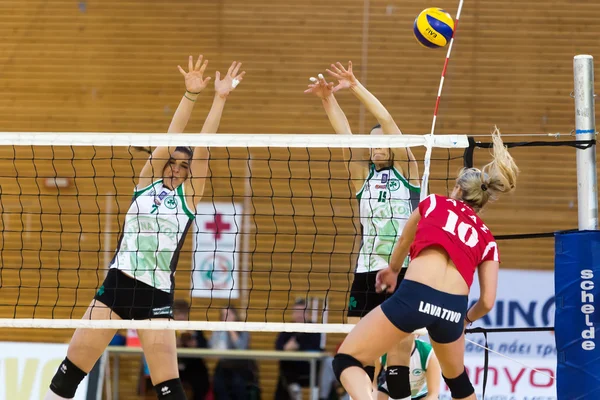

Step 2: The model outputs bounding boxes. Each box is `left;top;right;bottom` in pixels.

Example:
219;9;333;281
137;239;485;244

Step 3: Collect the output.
184;61;246;209
138;55;211;189
304;75;366;190
327;61;420;186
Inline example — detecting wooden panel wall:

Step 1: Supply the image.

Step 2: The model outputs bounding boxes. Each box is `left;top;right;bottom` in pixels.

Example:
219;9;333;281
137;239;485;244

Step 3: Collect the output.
1;0;599;398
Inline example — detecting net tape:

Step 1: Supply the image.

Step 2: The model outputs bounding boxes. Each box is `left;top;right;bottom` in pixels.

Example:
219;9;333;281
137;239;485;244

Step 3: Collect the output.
0;132;469;149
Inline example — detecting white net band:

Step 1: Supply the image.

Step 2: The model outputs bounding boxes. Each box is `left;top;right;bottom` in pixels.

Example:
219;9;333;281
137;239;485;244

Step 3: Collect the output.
0;318;428;335
0;132;469;149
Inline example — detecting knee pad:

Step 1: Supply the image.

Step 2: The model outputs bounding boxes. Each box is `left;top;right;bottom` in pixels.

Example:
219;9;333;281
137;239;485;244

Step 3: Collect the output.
332;353;363;383
443;368;474;399
386;365;411;399
364;365;375;382
154;378;187;399
49;357;87;398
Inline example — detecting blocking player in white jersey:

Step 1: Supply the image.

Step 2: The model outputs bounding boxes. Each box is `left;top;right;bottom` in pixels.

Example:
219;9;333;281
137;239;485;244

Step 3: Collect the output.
377;337;441;400
45;55;245;400
305;62;420;400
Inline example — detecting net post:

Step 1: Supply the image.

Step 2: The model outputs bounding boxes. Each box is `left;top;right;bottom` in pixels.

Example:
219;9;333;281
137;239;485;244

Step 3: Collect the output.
573;55;598;230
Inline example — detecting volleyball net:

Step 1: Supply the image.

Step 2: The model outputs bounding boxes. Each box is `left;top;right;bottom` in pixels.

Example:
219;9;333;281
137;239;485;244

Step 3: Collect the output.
0;132;468;332
0;130;597;398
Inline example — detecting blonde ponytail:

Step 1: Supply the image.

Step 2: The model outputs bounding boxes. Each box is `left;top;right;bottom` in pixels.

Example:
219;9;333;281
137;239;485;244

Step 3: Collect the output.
455;126;519;211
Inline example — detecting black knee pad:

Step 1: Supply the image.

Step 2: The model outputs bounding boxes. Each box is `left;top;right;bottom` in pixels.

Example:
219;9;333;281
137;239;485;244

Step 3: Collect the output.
49;357;87;398
386;365;411;399
364;365;375;382
332;353;363;383
443;368;474;399
155;378;187;399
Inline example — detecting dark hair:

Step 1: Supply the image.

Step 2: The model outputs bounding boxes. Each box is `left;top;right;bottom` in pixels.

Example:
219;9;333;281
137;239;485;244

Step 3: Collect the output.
294;297;307;307
174;146;193;158
370;124;382;133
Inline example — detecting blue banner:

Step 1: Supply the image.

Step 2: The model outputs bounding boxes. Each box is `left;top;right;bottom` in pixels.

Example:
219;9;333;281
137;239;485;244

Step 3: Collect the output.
555;230;600;400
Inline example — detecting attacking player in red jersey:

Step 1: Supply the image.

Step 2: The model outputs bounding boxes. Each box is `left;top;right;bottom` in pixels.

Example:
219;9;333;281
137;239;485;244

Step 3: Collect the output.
331;127;519;400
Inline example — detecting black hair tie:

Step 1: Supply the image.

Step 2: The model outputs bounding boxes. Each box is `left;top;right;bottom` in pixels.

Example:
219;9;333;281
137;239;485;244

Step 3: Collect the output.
481;184;488;191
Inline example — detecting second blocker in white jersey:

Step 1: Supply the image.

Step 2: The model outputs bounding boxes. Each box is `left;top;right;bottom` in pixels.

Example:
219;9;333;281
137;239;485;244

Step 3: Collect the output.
355;164;420;273
380;339;434;398
109;179;195;292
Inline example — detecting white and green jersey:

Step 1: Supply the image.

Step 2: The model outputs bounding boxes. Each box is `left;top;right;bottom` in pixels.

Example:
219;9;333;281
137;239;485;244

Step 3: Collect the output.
380;339;434;398
409;340;434;398
355;164;420;273
109;179;195;292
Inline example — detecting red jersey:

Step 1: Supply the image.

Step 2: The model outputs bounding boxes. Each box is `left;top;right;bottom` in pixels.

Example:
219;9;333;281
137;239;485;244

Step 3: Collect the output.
409;194;499;288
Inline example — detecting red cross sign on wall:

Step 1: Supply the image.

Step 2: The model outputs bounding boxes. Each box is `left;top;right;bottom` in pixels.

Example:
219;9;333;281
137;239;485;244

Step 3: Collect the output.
205;213;231;240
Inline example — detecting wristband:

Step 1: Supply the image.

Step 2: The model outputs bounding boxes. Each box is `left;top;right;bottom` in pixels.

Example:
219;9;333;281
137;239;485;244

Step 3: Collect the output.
186;90;201;95
465;312;474;324
184;94;196;102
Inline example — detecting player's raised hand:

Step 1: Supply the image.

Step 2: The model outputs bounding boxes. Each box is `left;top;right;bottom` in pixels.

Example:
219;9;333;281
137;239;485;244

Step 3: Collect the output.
327;61;358;92
178;55;211;94
215;61;246;98
304;73;335;99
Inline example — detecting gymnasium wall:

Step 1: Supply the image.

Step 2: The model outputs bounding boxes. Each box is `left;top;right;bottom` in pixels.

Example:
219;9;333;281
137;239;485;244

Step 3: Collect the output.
1;0;599;398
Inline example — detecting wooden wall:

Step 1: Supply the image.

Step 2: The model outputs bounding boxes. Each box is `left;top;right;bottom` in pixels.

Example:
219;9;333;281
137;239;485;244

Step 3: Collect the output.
1;0;599;398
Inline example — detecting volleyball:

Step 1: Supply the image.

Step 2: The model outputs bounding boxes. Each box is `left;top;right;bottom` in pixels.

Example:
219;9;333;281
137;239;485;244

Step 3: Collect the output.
413;7;455;48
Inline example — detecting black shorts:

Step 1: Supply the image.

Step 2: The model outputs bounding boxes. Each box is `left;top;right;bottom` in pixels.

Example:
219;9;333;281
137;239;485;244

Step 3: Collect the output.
93;268;174;320
347;268;407;318
380;279;468;344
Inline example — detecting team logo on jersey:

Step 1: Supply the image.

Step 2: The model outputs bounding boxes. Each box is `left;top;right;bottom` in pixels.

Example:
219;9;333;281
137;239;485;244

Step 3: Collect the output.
164;196;178;209
348;296;357;310
412;368;424;377
387;179;400;191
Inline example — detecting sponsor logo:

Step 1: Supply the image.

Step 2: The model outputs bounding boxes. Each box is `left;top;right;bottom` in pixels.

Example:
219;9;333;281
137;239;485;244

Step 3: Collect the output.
152;306;173;316
418;301;462;323
471;297;555;327
154;190;169;205
580;269;595;350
